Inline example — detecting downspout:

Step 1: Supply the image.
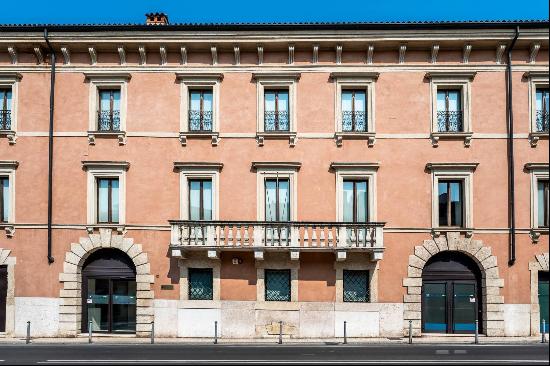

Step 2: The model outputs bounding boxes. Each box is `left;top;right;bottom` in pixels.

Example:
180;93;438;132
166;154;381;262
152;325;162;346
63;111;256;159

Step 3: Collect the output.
506;26;519;266
44;29;56;264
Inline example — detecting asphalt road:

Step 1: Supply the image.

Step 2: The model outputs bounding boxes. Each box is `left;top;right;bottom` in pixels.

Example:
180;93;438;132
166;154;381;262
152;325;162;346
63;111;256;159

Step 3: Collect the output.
0;343;548;365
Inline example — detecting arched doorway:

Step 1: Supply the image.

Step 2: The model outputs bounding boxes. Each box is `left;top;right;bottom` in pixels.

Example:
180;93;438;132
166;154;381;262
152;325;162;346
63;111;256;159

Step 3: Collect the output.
81;248;137;334
422;251;482;334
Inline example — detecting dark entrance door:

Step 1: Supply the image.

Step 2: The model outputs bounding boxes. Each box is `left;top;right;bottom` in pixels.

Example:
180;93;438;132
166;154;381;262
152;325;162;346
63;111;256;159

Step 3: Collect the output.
82;249;136;334
0;265;7;332
422;252;482;334
539;272;549;333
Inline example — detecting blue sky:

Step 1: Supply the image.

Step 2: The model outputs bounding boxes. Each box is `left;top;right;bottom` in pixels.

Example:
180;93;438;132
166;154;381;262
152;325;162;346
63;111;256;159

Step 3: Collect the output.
0;0;548;24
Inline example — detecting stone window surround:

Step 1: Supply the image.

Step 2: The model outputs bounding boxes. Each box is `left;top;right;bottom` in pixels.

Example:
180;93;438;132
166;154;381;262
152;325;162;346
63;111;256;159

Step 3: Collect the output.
177;73;223;146
426;162;478;234
0;161;18;238
82;161;129;227
0;73;21;145
330;72;379;147
252;162;301;221
426;72;476;147
334;253;378;303
525;163;549;243
331;162;379;222
524;71;549;147
85;72;130;145
0;248;16;337
174;162;222;221
256;253;299;304
178;254;221;303
253;73;300;147
528;253;549;336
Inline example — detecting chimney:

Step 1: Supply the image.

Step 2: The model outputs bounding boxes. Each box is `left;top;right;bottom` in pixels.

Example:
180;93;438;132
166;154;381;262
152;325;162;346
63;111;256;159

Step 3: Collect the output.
145;12;169;25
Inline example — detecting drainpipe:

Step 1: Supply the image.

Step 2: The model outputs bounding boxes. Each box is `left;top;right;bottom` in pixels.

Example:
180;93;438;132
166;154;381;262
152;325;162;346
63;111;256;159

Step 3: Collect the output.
506;26;519;266
44;29;56;264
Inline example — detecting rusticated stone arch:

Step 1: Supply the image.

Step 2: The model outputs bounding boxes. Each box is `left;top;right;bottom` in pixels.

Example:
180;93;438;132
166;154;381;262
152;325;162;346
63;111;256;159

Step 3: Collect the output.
58;229;154;337
0;248;16;336
528;253;549;336
403;232;505;337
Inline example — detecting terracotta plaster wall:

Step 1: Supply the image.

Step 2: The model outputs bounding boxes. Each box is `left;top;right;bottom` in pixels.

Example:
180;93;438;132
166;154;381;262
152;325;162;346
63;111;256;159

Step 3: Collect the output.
220;251;257;301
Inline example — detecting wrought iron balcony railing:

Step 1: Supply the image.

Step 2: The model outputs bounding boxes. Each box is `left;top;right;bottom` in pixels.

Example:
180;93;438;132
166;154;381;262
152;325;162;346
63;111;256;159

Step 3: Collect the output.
342;111;367;132
437;110;463;132
97;110;121;131
536;109;549;132
0;110;11;130
264;111;290;132
189;110;213;132
169;220;385;257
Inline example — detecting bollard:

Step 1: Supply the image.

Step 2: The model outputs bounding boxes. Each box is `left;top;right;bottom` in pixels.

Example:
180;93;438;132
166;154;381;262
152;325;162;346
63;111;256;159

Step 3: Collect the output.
543;319;547;344
474;319;479;344
214;321;218;344
26;321;31;344
278;321;283;345
151;321;155;344
408;320;413;344
343;321;347;344
88;321;92;344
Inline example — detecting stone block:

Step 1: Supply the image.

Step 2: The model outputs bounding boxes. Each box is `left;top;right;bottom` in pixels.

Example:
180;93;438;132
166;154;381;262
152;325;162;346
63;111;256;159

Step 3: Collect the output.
99;228;112;246
63;281;80;290
334;311;379;337
475;246;492;262
89;233;101;248
482;286;501;295
299;309;334;338
423;240;439;255
407;266;422;278
136;274;155;284
221;304;255;338
486;295;504;304
127;244;142;259
404;303;421;312
60;289;81;298
122;238;135;252
408;255;425;269
486;303;504;312
137;290;154;299
111;234;124;249
136;263;151;275
414;245;431;261
504;304;531;336
137;282;151;291
70;243;87;258
403;294;421;303
62;262;78;274
379;303;404;337
403;278;422;287
178;308;221;337
133;253;149;266
59;273;79;282
481;255;498;269
485;267;500;279
64;252;81;266
59;297;81;306
137;299;153;307
79;237;94;253
407;286;421;295
485;278;504;288
486;311;505;321
434;237;449;252
403;311;421;320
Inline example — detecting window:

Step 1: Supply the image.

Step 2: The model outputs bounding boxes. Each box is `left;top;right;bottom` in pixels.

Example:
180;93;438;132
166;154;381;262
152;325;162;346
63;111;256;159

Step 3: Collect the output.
97;178;119;224
189;179;212;221
341;90;367;132
97;89;121;131
437;89;462;132
0;88;11;131
535;88;549;133
438;180;464;227
538;180;549;228
264;90;289;132
188;268;213;300
343;180;368;223
265;178;290;221
188;90;213;132
343;270;370;302
0;177;8;223
265;269;291;301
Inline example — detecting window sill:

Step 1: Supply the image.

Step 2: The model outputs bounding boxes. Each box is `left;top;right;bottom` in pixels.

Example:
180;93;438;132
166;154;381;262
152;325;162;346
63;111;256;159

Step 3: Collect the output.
0;130;17;145
528;132;549;147
179;131;220;146
86;224;125;235
334;132;376;147
530;228;549;243
88;131;127;145
431;227;474;238
430;132;473;147
0;223;15;238
256;131;297;147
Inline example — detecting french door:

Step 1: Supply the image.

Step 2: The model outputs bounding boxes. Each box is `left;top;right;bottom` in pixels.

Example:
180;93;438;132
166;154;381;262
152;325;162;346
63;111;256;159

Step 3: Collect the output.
0;265;7;333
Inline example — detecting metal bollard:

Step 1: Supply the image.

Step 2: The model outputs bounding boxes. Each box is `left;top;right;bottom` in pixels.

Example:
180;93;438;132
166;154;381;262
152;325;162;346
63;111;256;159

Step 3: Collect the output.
214;321;218;344
88;321;92;344
278;321;283;345
26;321;31;344
474;319;479;344
151;321;155;344
343;321;347;344
543;319;547;344
408;320;413;344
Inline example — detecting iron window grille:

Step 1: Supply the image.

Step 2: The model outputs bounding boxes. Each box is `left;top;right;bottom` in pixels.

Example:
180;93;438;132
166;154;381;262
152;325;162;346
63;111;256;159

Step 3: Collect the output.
188;90;213;132
0;177;8;223
97;90;121;131
438;180;464;227
188;268;213;300
536;88;549;132
343;270;370;302
264;90;290;132
539;180;549;228
96;178;119;224
437;90;463;132
341;90;367;132
0;88;12;130
265;269;291;302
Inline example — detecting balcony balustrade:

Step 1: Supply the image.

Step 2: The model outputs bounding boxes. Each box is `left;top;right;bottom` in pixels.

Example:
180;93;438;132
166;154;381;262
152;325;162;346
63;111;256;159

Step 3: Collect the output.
536;109;549;132
169;220;385;261
437;110;463;132
0;110;11;130
97;110;121;131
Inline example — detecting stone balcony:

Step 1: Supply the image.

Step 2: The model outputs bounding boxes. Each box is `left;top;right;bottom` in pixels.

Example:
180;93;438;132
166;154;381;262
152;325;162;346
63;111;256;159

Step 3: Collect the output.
169;220;385;261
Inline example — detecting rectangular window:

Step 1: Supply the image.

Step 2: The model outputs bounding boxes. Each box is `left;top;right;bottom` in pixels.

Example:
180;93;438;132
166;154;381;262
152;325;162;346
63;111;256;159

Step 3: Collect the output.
265;269;291;302
436;89;463;132
343;180;368;223
188;90;213;132
97;89;121;131
438;180;464;227
188;268;213;300
0;177;8;223
0;88;12;130
188;179;212;221
343;270;370;302
341;90;367;132
264;90;289;132
265;178;290;221
538;179;549;228
536;88;549;132
97;178;119;224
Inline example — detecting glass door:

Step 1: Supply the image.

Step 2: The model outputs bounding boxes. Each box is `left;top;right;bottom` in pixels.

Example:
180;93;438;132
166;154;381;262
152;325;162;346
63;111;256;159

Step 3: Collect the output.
112;280;137;333
422;282;447;333
87;278;110;332
452;282;477;333
539;272;549;333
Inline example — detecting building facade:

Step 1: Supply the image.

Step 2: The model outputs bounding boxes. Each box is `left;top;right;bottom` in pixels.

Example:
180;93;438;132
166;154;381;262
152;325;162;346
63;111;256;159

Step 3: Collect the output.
0;17;548;339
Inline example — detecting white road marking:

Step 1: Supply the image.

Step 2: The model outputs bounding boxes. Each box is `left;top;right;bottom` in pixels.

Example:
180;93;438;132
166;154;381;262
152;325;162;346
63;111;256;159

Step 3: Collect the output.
38;360;550;365
454;350;467;354
436;350;450;354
